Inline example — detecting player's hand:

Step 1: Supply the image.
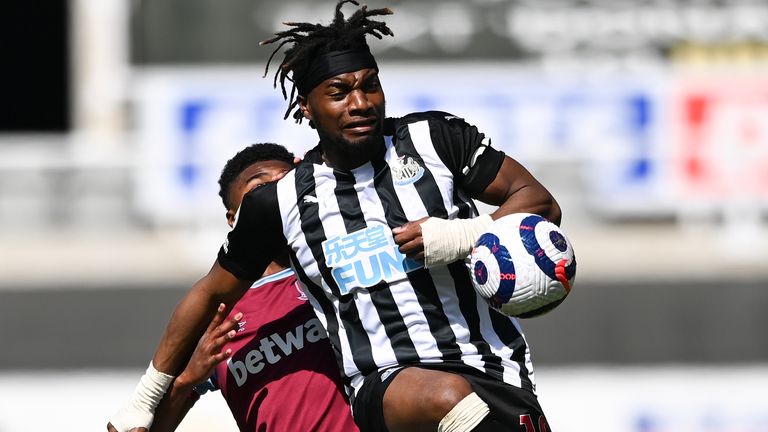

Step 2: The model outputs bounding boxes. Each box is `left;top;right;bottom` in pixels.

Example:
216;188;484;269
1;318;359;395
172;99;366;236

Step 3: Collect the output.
176;303;242;388
392;217;430;262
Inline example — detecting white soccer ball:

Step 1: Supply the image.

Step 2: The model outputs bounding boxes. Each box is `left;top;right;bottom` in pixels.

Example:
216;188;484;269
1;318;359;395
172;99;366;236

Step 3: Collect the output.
468;213;576;318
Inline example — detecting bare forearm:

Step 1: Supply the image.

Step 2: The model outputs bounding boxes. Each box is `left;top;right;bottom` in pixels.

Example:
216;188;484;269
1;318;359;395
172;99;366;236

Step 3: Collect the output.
151;288;220;375
149;377;199;432
152;263;251;375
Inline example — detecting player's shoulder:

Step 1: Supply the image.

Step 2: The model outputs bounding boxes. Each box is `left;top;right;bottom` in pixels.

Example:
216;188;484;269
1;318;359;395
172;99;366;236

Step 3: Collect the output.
386;111;470;134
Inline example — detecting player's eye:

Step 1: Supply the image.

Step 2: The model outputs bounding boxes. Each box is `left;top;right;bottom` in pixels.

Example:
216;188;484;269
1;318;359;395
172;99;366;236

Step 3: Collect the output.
363;79;380;92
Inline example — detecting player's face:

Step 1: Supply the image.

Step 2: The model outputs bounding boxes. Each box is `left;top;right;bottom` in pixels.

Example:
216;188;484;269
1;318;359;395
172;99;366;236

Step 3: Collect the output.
300;68;385;169
226;160;292;227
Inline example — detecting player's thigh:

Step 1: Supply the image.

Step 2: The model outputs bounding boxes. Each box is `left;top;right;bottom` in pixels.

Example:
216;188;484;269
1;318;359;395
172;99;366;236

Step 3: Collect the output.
382;367;474;432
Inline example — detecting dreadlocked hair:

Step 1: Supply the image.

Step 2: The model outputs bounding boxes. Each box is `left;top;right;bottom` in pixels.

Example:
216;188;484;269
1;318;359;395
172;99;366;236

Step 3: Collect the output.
218;143;295;210
260;0;393;123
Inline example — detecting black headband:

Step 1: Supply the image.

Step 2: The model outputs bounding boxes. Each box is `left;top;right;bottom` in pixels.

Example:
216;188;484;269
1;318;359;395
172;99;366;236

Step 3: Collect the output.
296;48;378;96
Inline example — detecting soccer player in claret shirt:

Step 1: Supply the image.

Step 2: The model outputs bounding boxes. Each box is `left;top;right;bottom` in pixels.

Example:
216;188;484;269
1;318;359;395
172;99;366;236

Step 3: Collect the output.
109;2;562;432
116;144;358;432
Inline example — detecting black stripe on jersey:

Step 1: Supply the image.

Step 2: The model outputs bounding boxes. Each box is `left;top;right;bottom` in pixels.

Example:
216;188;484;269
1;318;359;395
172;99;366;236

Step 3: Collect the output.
333;171;366;233
487;308;534;392
371;155;463;361
394;127;449;218
293;165;377;375
447;261;507;382
334;170;419;366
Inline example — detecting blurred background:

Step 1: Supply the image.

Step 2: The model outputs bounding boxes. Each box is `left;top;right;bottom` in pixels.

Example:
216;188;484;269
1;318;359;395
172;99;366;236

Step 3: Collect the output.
1;0;767;431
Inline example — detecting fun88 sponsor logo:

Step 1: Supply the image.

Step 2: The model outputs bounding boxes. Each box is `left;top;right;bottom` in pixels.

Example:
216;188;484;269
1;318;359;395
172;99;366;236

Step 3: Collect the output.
322;224;423;295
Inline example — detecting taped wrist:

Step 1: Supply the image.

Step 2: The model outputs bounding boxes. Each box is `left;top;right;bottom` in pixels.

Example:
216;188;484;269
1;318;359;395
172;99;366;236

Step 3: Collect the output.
421;214;493;268
109;362;175;432
437;392;491;432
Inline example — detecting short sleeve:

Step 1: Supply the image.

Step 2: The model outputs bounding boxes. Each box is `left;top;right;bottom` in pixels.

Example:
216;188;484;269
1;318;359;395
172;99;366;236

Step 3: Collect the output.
424;112;505;197
217;182;285;281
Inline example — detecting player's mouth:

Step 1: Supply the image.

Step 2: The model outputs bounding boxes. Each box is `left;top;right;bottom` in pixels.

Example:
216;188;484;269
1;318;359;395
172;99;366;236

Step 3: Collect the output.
344;117;377;135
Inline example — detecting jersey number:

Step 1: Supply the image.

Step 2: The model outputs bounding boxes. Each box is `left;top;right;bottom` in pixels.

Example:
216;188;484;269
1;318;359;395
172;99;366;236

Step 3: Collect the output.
519;414;549;432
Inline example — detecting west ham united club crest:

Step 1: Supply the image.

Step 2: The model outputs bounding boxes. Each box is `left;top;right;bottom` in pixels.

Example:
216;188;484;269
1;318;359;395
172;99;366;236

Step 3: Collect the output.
391;155;424;186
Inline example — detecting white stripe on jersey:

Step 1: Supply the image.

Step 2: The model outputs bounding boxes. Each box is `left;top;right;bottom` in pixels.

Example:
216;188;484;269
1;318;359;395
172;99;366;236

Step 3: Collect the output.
383;137;429;221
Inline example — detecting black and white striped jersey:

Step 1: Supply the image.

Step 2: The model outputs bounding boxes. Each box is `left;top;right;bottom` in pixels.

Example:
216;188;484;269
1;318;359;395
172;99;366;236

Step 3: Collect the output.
218;111;537;397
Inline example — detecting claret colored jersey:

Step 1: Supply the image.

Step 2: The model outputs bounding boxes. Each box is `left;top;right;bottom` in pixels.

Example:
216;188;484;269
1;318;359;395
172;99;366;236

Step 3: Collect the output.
196;268;358;432
218;111;537;400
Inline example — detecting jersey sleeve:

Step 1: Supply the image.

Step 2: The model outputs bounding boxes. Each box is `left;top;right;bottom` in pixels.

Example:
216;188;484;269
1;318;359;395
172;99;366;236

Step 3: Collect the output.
217;182;285;281
424;111;505;197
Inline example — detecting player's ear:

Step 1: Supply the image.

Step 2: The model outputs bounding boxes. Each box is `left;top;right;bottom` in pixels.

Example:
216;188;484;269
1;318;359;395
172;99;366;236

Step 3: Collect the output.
298;95;312;122
226;209;236;228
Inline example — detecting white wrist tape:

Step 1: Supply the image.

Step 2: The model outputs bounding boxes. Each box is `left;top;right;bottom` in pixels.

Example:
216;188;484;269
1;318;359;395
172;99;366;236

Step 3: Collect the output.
437;392;491;432
109;362;175;432
421;214;493;268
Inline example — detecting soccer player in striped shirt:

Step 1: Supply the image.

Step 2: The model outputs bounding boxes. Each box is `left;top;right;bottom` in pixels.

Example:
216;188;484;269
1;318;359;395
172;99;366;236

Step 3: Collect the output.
109;2;562;432
140;143;358;432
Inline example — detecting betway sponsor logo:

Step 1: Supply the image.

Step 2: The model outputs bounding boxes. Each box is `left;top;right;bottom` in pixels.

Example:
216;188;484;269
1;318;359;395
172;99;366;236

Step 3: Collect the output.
227;318;327;387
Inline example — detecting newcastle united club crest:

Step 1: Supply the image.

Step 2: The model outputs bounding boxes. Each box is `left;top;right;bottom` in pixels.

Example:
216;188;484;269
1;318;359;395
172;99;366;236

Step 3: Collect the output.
391;155;424;186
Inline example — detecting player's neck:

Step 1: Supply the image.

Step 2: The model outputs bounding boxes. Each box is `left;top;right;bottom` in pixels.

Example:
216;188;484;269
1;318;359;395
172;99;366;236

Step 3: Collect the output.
261;261;288;278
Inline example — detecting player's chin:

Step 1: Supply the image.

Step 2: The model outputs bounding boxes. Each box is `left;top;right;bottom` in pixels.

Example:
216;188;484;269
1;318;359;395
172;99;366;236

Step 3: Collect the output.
341;131;380;149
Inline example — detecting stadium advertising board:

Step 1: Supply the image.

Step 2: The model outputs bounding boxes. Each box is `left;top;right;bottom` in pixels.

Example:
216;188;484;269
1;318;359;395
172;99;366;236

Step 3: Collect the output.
132;64;768;225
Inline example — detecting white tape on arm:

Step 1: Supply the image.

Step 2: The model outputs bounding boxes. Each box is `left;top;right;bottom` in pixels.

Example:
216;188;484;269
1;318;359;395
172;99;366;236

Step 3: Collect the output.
109;362;175;431
421;214;493;268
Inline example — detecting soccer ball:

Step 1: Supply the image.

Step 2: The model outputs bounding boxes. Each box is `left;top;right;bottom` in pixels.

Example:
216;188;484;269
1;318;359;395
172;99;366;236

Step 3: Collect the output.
468;213;576;318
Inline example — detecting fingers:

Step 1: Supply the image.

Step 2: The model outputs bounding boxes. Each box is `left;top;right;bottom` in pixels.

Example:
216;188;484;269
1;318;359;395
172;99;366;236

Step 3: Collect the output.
218;312;243;338
180;313;241;385
205;304;242;338
210;346;234;365
396;237;424;257
204;311;242;350
392;223;417;246
205;327;237;359
392;218;429;262
204;303;228;334
392;217;429;240
391;220;415;236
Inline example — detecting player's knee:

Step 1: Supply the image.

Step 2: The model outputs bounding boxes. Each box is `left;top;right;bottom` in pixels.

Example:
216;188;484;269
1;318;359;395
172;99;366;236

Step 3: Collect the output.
424;373;474;419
